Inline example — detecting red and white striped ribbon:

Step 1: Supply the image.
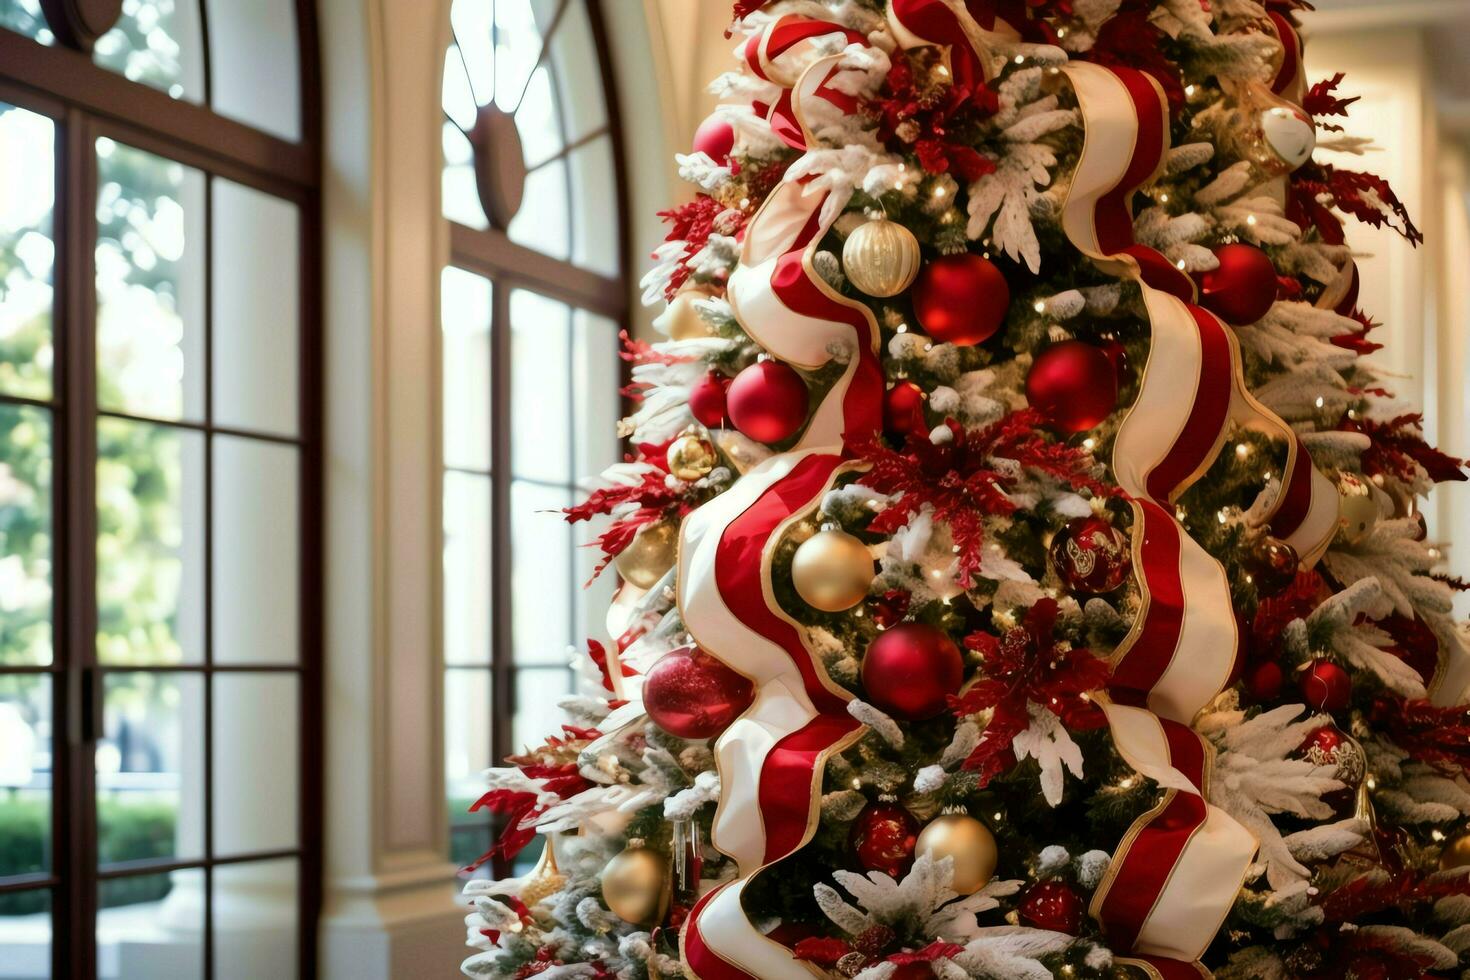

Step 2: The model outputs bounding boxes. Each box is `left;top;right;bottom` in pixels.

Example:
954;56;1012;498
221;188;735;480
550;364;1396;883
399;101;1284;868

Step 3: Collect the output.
743;15;867;151
1061;60;1338;975
679;39;885;980
886;0;1028;89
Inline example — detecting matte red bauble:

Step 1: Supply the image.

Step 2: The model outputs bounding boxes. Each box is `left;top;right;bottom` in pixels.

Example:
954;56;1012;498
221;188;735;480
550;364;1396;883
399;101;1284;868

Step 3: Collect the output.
1294;721;1365;816
1246;536;1299;597
911;254;1009;346
1025;341;1119;433
727;360;809;443
1298;659;1351;713
1244;660;1284;703
861;623;964;721
1196;243;1278;325
883;381;927;440
849;800;920;878
692;113;735;164
689;370;730;428
1049;516;1131;595
642;645;755;739
1017;880;1085;934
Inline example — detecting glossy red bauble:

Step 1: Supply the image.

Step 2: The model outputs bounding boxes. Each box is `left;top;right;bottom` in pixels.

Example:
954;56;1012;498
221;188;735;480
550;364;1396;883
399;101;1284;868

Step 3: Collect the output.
1196;243;1278;326
1298;660;1351;713
1017;880;1085;934
1294;722;1365;816
689;370;730;429
1049;516;1132;595
911;254;1010;347
1244;660;1284;703
1025;341;1119;433
692;113;735;164
1246;536;1300;597
642;645;755;739
850;800;920;878
883;381;927;441
727;360;809;444
861;623;964;721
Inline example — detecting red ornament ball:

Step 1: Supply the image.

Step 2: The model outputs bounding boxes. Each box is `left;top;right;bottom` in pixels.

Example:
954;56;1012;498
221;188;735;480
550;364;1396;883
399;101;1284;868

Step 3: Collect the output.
1196;243;1279;326
1025;341;1119;433
1294;722;1366;816
861;623;964;721
1017;880;1085;934
642;645;755;739
911;253;1009;347
692;113;735;164
1246;536;1299;597
727;360;809;444
689;370;730;429
1298;660;1351;713
883;380;927;441
850;800;920;878
1049;516;1132;595
1244;660;1284;703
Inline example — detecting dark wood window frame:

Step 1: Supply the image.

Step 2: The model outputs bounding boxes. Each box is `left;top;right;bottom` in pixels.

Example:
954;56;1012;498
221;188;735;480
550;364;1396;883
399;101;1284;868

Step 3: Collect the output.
0;5;322;977
441;0;632;877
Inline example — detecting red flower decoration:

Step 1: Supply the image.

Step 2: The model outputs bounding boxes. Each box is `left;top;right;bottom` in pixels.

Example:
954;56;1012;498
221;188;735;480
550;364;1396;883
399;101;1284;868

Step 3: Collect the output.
949;598;1110;785
1337;412;1467;485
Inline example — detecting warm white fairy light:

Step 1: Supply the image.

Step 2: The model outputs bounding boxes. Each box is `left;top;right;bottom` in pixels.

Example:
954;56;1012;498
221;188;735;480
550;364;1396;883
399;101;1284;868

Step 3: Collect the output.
1083;438;1096;451
1236;443;1251;459
1246;214;1258;226
1315;396;1325;409
1185;84;1196;97
1033;300;1046;313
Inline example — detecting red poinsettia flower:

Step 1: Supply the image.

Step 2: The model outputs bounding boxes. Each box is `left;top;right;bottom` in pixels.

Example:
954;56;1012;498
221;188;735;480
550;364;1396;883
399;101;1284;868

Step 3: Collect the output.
1336;412;1467;485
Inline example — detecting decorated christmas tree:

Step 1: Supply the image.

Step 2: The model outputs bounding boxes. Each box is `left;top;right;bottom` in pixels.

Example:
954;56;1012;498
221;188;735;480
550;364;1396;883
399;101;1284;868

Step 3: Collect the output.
459;2;1470;977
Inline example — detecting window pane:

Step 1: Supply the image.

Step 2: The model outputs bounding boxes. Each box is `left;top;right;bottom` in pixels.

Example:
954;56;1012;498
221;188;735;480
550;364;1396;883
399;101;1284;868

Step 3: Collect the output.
98;868;204;978
0;102;55;402
571;309;619;483
212;437;299;666
512;667;572;752
448;0;494;112
211;180;300;437
506;157;569;260
569;135;619;276
0;887;50;979
213;859;298;980
204;0;302;142
0;0;52;44
444;667;492;824
98;671;205;866
494;0;546;107
547;0;607;144
509;290;570;483
0;674;50;878
94;0;205;102
442;267;491;471
97;419;205;666
444;471;490;667
510;480;572;665
96;140;206;423
442;122;487;230
514;67;561;168
213;673;298;855
442;45;479;133
0;404;52;666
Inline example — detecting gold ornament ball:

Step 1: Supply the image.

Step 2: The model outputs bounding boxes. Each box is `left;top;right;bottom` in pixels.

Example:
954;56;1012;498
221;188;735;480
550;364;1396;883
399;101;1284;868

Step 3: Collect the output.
661;289;715;341
1336;473;1378;545
667;430;717;481
915;812;997;895
791;527;875;612
842;218;921;298
614;521;678;589
600;843;670;926
1441;833;1470;871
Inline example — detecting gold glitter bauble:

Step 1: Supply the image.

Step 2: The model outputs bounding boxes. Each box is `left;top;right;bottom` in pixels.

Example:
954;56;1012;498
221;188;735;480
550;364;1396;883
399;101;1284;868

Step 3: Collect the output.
842;218;921;298
791;528;874;612
660;289;715;341
600;842;669;926
614;521;678;589
667;430;717;481
1336;472;1378;545
1440;832;1470;871
916;812;997;895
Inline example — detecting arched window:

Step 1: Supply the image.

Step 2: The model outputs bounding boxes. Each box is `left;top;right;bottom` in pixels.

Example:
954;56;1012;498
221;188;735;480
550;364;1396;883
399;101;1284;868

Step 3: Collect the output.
437;0;628;873
0;2;320;976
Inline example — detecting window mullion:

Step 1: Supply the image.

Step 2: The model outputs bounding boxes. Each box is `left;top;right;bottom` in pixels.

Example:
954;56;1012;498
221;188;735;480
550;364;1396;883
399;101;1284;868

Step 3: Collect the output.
488;278;514;877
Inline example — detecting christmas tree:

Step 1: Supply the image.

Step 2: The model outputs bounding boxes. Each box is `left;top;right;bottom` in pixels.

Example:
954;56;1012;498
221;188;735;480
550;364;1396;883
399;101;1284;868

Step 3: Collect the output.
459;2;1470;977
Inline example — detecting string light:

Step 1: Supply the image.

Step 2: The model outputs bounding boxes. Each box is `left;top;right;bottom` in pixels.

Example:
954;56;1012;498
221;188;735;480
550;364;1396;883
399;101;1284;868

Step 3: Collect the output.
1235;443;1251;459
1158;192;1170;203
1033;300;1046;313
1246;214;1258;226
1082;438;1096;451
1314;396;1325;409
1217;509;1228;525
1013;54;1025;64
1184;84;1196;97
